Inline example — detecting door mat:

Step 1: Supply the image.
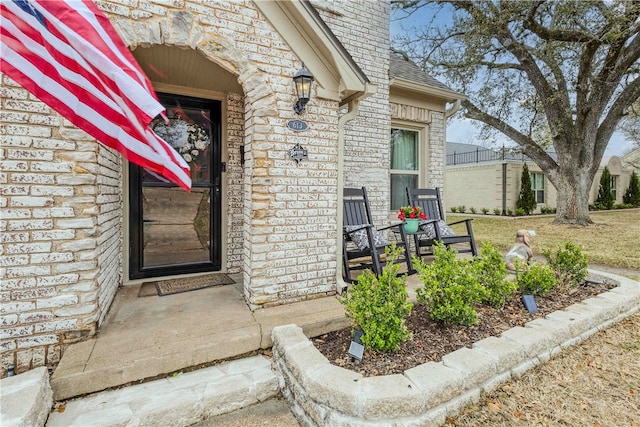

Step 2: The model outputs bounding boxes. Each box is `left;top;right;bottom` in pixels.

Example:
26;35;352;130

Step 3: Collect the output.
148;273;235;296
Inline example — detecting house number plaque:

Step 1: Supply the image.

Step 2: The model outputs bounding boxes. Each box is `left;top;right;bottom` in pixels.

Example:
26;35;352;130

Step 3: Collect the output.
286;119;308;132
289;143;308;164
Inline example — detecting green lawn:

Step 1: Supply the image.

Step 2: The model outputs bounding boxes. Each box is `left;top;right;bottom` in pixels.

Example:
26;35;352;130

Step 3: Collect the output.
448;209;640;270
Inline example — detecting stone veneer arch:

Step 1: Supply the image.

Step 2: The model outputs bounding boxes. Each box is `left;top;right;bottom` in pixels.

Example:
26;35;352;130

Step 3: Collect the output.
110;9;281;298
112;10;278;119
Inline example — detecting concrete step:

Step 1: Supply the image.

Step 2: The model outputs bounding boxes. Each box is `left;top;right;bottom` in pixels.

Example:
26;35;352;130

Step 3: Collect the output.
50;282;349;401
47;356;279;427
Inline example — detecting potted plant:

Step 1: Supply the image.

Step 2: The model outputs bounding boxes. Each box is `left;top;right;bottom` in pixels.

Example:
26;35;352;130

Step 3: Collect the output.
398;205;427;233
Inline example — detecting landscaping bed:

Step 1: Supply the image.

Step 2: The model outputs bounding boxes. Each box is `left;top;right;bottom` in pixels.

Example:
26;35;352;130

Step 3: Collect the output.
312;274;617;377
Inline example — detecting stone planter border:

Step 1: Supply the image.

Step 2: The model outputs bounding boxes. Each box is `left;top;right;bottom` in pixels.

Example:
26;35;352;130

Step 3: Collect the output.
272;272;639;426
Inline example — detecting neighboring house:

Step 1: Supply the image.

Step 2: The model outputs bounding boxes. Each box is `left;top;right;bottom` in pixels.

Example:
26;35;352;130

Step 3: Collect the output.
0;1;462;375
444;142;636;213
620;147;640;171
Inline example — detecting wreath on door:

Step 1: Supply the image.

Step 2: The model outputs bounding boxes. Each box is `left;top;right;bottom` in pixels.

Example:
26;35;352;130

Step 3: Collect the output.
151;117;210;163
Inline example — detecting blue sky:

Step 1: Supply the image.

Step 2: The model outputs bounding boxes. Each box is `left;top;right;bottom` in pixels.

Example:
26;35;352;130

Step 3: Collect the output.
390;5;634;159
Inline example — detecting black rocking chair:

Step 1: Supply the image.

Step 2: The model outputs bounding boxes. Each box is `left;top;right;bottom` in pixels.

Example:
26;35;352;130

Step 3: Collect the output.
406;187;478;257
342;187;412;283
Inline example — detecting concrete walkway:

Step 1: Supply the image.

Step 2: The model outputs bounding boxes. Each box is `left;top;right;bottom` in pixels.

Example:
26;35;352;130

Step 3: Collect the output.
50;276;351;401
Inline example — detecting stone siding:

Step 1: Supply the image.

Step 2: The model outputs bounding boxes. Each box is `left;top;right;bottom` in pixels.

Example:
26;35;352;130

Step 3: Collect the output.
3;0;391;373
1;75;120;375
225;93;245;274
317;1;392;225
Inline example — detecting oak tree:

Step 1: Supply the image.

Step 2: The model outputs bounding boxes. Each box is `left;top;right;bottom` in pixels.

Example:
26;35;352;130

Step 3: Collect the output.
396;0;640;224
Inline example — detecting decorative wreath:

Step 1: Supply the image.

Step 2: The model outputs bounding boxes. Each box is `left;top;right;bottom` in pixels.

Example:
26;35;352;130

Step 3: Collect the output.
151;117;210;163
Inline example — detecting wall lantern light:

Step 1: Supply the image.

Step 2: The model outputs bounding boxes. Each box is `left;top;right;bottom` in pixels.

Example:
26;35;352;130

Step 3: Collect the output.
293;64;314;115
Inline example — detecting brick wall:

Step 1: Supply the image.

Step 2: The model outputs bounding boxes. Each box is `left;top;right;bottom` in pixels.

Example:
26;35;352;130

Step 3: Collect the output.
1;75;119;375
316;1;392;224
3;0;386;372
226;93;244;274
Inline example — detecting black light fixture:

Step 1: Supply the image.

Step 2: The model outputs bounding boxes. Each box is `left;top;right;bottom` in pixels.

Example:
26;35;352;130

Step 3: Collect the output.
293;64;314;115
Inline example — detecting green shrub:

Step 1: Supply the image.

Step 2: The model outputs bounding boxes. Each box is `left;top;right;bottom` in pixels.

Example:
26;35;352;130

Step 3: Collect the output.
595;166;615;210
450;206;458;213
516;163;537;214
515;261;557;296
493;208;501;215
414;242;486;325
623;170;640;207
457;205;466;213
541;206;557;214
515;207;526;216
543;242;589;288
614;203;633;209
482;208;489;215
507;208;513;216
340;245;412;351
475;242;516;308
470;207;477;214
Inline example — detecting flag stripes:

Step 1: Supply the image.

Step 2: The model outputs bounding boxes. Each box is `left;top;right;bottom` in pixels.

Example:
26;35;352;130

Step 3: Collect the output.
0;0;191;190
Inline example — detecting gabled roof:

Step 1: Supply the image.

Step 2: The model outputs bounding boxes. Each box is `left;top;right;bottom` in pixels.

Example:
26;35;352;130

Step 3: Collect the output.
621;147;640;170
389;49;464;102
255;0;376;104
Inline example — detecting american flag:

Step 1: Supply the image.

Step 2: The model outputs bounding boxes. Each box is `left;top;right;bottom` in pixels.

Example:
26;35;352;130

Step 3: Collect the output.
0;0;192;190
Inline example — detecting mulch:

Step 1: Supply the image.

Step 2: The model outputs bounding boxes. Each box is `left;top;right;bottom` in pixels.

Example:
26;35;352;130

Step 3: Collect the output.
312;275;618;377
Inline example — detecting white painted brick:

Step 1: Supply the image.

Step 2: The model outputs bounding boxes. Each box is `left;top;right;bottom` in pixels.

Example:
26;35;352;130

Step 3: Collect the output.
5;242;52;254
8;219;53;231
0;160;28;171
35;274;79;286
0;325;33;339
9;196;54;207
0;255;30;267
1;185;29;196
17;335;59;348
59;238;97;251
19;311;54;323
5;265;51;278
57;218;96;229
31;252;75;264
4;99;50;113
32;138;75;150
30;162;73;172
1;301;36;314
54;304;96;317
0;277;37;291
32;207;76;218
7;148;53;159
0;209;31;219
56;174;97;185
31;230;76;240
1;136;32;147
10;173;56;184
34;319;78;333
31;186;74;196
54;261;96;274
0;314;19;326
36;294;78;309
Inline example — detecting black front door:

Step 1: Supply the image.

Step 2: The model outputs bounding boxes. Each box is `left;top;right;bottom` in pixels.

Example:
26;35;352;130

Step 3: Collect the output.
129;93;222;279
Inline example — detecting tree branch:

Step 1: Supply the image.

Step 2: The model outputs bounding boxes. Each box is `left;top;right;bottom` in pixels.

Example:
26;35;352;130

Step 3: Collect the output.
596;75;640;158
523;2;595;42
462;99;558;172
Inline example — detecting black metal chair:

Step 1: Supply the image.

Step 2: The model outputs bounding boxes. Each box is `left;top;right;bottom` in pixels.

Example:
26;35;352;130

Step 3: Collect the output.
406;187;478;257
342;187;412;283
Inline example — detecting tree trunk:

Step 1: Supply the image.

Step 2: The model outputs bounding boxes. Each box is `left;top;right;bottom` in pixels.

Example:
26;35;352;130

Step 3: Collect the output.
552;170;594;225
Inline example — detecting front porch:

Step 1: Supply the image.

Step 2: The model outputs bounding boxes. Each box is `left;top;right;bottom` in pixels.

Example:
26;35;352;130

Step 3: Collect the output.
50;275;353;401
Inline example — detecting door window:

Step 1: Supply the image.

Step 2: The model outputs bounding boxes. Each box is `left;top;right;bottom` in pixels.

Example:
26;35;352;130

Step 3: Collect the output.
129;94;222;279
